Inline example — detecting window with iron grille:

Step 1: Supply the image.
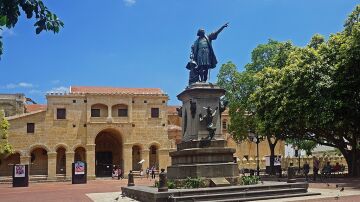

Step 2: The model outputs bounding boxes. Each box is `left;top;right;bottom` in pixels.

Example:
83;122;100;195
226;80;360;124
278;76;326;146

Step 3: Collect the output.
91;109;100;117
27;123;35;133
151;108;159;118
57;108;66;119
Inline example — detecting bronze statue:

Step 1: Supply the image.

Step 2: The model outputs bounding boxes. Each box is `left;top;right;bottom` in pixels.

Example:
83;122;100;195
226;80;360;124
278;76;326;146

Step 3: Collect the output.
187;23;229;84
199;106;218;140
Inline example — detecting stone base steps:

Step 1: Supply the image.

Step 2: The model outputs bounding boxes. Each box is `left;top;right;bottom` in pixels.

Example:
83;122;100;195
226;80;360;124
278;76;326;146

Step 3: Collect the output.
122;182;321;202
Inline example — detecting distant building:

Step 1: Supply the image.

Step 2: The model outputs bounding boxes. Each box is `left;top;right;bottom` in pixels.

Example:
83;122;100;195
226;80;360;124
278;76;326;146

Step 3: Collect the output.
0;93;27;117
0;87;285;179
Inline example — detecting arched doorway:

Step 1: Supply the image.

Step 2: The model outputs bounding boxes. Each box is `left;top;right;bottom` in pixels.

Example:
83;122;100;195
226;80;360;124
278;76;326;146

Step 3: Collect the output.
132;145;142;171
30;148;48;175
74;147;86;162
149;145;159;169
56;147;66;174
95;129;123;177
0;153;20;176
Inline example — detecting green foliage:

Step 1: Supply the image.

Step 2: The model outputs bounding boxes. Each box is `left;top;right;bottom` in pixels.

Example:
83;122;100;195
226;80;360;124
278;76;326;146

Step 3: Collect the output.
0;0;63;58
0;110;12;155
241;176;260;185
167;180;176;189
286;139;317;156
184;177;205;189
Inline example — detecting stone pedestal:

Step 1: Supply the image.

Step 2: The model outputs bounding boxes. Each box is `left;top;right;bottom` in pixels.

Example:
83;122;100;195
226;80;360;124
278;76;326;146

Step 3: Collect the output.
167;83;238;181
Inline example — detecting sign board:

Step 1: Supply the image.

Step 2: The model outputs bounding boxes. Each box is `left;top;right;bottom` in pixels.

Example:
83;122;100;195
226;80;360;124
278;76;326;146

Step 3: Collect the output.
72;162;87;184
265;155;282;166
14;165;26;178
74;161;85;175
12;164;29;187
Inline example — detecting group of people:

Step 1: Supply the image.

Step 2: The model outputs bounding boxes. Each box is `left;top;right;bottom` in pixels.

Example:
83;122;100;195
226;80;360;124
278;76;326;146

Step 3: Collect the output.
112;166;124;180
145;166;157;179
302;157;345;181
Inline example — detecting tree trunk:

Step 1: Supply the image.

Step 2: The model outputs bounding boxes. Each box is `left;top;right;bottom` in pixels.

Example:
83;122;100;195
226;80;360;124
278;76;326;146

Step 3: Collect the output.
267;136;277;175
341;148;360;177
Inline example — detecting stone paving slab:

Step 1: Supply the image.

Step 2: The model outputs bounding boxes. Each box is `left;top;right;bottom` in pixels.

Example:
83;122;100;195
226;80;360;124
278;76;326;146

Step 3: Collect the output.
255;188;360;202
87;192;138;202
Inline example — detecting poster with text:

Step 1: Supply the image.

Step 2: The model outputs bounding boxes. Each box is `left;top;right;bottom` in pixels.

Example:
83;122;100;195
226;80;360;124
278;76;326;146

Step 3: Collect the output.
75;161;85;175
14;165;25;178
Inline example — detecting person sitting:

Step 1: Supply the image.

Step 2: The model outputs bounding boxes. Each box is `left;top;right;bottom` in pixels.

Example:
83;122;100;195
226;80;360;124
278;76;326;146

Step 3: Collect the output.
322;162;332;177
333;162;341;173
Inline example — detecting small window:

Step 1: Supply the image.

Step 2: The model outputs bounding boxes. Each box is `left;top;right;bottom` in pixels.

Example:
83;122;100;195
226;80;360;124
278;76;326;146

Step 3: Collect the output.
151;108;159;118
4;111;9;117
91;109;100;117
57;108;66;119
27;123;35;133
73;100;76;103
222;121;227;130
118;108;128;117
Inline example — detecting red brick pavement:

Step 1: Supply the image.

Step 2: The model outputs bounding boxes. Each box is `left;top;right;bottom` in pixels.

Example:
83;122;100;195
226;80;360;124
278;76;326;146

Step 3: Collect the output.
0;178;155;202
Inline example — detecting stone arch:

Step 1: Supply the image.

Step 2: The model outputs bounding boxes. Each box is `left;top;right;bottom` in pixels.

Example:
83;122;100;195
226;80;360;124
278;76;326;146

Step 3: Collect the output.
54;143;69;152
27;144;51;156
132;143;143;171
148;142;160;170
111;104;129;117
95;128;123;177
147;141;161;149
0;152;20;176
29;147;48;175
74;146;86;162
56;146;66;174
91;103;108;117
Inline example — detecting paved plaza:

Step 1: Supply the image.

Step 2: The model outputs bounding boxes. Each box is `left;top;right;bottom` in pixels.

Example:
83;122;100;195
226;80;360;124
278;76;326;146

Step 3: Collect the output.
1;177;360;202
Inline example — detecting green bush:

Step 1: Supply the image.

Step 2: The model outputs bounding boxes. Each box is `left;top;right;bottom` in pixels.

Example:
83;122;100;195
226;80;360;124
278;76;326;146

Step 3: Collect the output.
167;180;176;189
241;176;260;185
154;179;176;189
184;177;205;189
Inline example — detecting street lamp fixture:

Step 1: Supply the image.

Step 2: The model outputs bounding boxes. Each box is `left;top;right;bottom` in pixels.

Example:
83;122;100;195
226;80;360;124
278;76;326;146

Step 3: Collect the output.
248;129;260;176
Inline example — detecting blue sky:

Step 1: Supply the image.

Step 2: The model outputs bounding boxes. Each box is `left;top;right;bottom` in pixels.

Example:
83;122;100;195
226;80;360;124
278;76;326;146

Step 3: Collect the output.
0;0;358;105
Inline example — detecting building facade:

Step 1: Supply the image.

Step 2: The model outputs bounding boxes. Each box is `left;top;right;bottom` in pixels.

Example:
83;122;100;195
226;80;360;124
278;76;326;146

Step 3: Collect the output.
0;87;172;179
0;86;285;179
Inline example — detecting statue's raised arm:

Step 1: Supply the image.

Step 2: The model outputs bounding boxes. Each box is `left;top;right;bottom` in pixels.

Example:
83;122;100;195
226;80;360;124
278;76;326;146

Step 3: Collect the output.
188;23;229;83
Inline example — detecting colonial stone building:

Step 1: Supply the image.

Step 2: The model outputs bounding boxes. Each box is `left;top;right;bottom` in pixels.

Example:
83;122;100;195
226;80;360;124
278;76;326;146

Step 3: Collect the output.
0;86;172;179
0;86;284;179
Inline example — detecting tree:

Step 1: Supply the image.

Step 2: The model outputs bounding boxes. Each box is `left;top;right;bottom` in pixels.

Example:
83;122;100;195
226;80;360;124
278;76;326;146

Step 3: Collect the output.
0;110;13;157
251;5;360;176
0;0;63;58
217;40;294;175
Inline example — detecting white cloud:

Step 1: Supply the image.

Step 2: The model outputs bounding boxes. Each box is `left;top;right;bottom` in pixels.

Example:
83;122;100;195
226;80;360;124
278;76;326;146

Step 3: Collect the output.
47;86;69;94
123;0;136;7
3;82;34;89
0;28;15;37
50;80;60;84
29;89;43;95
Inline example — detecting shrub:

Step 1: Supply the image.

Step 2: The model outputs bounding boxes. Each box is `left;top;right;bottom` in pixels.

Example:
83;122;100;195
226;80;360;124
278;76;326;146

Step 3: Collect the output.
241;176;260;185
184;177;205;189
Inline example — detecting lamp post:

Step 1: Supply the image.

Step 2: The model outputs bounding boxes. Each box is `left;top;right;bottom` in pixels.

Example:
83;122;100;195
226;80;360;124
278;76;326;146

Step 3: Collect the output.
248;130;260;176
294;145;300;173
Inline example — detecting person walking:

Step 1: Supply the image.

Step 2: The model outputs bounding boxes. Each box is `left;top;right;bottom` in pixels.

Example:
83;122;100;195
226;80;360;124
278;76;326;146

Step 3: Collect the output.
151;166;156;179
117;167;122;180
146;167;150;179
140;169;144;179
313;157;320;181
303;161;310;181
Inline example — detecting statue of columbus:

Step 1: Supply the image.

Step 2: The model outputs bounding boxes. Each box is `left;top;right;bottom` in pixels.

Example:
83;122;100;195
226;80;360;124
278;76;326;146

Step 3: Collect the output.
186;23;229;85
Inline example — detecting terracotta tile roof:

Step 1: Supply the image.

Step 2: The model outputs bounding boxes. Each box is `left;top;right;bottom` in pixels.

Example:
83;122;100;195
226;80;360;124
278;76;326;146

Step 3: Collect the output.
167;105;180;114
70;86;166;95
25;104;47;113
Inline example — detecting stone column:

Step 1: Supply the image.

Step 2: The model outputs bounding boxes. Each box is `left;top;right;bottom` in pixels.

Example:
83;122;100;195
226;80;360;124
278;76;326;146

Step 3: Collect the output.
86;144;96;180
141;149;150;169
158;149;170;170
123;144;132;177
47;152;57;180
20;156;31;165
66;151;75;180
106;105;113;123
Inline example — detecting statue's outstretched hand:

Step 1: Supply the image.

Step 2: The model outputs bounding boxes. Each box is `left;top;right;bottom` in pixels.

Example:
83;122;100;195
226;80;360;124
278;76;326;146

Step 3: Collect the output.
223;22;229;28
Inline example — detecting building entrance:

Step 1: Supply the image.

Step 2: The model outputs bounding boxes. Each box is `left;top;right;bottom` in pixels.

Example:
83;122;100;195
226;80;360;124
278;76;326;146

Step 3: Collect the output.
95;129;123;178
